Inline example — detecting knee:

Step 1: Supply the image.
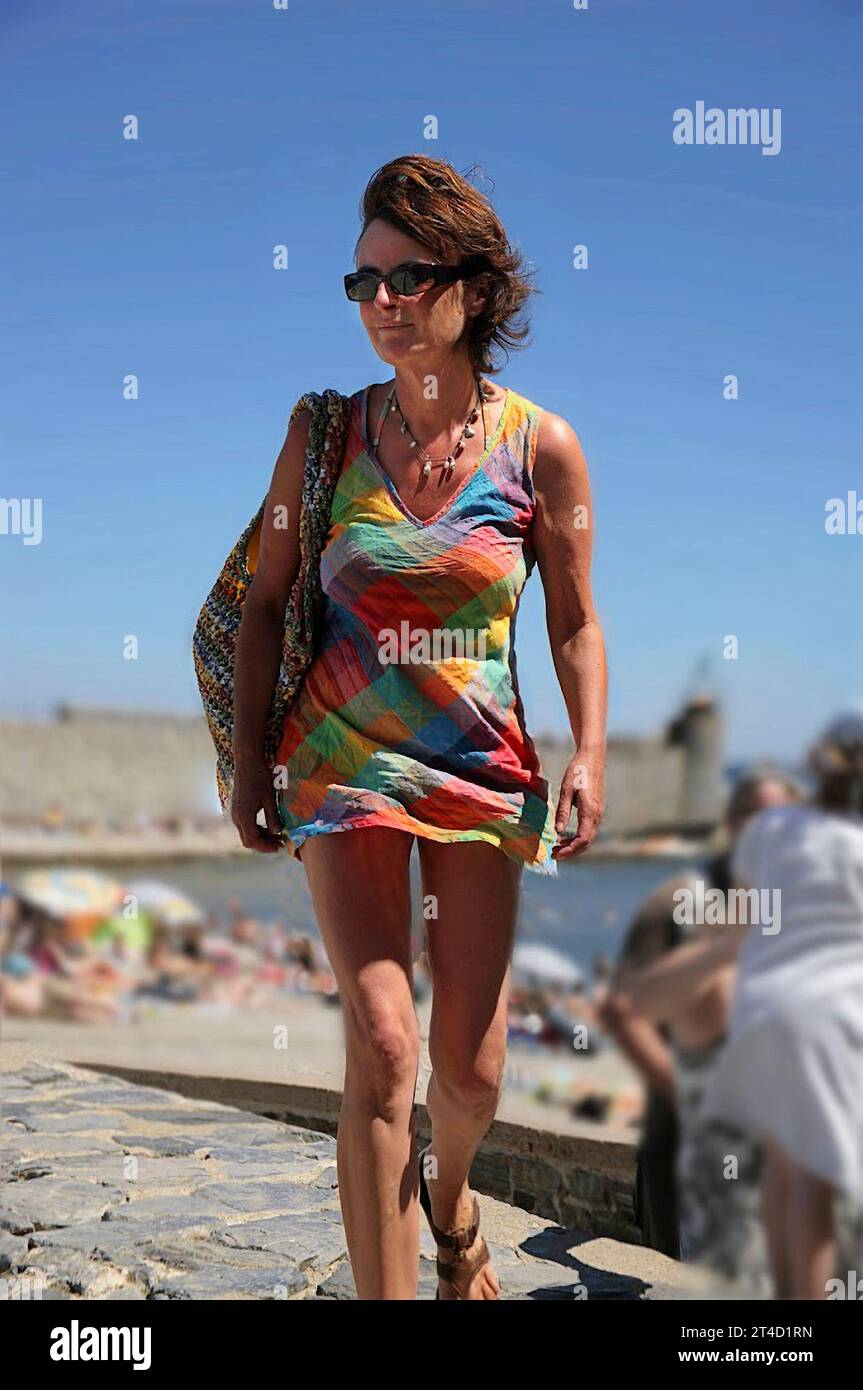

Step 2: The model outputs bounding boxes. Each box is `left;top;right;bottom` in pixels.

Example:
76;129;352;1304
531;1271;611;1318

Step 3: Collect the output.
432;1047;504;1111
348;1005;419;1115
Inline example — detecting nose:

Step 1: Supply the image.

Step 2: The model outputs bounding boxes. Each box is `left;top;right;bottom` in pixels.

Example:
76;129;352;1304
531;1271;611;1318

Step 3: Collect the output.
373;277;396;309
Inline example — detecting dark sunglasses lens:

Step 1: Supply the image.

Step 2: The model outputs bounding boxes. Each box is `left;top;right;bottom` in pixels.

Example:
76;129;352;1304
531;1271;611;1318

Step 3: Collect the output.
390;264;436;295
345;272;377;302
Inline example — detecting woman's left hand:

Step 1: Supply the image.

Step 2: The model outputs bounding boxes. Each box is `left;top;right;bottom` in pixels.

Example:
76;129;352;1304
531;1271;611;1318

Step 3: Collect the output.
552;754;604;861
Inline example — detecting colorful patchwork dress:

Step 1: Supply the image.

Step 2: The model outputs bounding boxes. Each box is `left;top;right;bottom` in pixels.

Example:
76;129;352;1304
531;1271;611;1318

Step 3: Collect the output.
275;382;560;875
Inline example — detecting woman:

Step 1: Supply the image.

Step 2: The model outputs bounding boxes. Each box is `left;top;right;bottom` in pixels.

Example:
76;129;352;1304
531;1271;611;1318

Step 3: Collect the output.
600;769;800;1287
700;711;863;1299
230;155;607;1300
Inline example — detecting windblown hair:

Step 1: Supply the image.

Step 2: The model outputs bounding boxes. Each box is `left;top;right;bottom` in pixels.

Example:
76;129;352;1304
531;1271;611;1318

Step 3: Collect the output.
353;154;539;374
809;739;863;815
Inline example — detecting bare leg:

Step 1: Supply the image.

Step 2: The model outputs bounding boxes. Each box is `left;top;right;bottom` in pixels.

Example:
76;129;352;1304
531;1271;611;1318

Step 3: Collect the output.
763;1136;837;1299
416;837;523;1299
761;1138;791;1298
301;827;419;1299
786;1158;837;1299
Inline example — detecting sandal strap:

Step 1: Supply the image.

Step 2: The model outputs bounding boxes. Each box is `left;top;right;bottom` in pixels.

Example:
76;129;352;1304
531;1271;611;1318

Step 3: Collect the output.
436;1237;491;1295
418;1145;480;1250
429;1194;480;1252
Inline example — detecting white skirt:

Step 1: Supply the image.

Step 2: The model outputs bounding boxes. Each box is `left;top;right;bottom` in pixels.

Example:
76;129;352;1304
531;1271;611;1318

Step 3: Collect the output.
700;989;863;1201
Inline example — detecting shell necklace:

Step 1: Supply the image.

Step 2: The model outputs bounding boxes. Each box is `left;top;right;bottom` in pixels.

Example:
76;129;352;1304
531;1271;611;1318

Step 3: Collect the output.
372;375;492;479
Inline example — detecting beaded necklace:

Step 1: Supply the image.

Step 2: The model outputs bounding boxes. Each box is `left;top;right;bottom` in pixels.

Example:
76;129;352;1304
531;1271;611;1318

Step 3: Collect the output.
371;375;492;479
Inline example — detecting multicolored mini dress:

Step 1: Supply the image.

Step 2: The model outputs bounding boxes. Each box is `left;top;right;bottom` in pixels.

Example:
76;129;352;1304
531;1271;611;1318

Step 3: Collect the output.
276;383;559;875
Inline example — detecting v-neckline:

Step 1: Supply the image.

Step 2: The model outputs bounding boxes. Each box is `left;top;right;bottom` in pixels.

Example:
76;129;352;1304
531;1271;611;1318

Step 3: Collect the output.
360;382;512;529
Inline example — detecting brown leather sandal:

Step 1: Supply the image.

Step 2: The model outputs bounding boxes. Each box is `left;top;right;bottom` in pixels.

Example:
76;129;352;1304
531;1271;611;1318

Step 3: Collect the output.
417;1144;493;1300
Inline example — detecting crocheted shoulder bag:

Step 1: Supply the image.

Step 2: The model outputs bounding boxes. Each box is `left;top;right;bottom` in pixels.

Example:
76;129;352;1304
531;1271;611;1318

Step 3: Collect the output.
192;387;353;813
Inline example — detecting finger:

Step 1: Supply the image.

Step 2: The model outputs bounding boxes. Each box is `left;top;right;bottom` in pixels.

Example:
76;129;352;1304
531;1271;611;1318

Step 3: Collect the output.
553;840;585;861
554;826;594;857
554;785;573;835
248;824;283;854
262;785;282;839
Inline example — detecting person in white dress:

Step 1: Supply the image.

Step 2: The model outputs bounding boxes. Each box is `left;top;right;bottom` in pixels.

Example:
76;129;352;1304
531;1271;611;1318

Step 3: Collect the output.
701;710;863;1299
599;768;801;1290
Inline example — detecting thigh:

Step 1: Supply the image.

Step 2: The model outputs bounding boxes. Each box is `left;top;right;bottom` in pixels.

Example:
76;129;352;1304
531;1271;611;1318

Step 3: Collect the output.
300;827;417;1034
417;837;522;1054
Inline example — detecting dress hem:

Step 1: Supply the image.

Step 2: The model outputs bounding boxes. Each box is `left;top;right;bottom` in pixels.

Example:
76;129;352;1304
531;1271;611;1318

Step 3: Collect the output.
281;812;558;876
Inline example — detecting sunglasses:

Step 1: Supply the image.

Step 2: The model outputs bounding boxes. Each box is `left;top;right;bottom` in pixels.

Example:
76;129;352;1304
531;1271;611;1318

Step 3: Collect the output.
343;258;481;303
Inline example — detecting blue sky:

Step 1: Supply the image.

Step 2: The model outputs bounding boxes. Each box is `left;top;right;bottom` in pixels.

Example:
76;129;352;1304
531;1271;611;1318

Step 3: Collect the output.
3;0;861;762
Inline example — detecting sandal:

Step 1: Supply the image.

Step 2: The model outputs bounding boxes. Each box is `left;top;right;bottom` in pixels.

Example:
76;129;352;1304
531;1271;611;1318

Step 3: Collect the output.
417;1144;493;1300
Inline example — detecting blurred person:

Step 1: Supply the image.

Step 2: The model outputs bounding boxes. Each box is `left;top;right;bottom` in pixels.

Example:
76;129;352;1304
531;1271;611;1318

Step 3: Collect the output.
133;920;214;1002
598;768;800;1271
701;711;863;1299
1;912;124;1023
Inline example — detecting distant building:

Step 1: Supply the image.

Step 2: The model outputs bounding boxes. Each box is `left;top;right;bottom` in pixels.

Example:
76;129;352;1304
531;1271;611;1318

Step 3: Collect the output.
1;704;221;824
536;694;725;836
1;696;725;836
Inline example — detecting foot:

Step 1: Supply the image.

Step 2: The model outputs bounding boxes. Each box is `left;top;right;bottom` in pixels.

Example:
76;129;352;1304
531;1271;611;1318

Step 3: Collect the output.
420;1149;501;1300
436;1215;500;1301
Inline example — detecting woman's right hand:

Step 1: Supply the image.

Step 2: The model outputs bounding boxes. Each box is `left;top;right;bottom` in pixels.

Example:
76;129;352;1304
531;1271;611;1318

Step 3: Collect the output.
231;758;285;853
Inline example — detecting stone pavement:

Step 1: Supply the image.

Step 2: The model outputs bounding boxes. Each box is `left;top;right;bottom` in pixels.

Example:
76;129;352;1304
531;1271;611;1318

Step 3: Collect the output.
1;1060;713;1301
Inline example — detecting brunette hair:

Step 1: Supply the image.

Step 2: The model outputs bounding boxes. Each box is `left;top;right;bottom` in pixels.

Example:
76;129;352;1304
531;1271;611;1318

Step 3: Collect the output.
353;154;539;374
809;739;863;815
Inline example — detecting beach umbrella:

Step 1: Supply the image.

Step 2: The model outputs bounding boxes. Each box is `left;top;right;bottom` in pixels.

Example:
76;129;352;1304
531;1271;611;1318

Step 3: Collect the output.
92;910;154;953
124;879;205;928
511;944;585;989
14;868;124;928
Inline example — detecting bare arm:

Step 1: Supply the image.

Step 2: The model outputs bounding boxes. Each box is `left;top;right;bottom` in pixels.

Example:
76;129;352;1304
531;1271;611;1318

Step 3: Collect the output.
598;886;683;1100
598;996;677;1101
531;413;608;858
231;408;312;852
613;924;745;1025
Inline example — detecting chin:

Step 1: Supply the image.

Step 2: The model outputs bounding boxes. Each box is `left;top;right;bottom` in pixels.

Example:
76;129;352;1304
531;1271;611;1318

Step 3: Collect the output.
374;341;418;365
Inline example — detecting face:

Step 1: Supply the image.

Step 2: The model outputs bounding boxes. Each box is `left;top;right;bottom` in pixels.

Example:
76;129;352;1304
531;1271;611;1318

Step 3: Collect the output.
352;218;488;370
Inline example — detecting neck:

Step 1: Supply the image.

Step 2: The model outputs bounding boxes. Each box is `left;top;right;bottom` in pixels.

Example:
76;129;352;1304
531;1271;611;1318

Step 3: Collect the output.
388;361;485;438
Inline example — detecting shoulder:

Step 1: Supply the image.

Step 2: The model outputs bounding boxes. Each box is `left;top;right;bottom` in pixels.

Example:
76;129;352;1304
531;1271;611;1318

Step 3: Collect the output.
731;804;799;883
528;405;589;498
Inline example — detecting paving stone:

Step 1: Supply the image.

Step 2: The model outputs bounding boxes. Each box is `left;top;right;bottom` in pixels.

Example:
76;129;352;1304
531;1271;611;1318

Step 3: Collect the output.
214;1210;348;1269
54;1086;195;1109
11;1063;79;1087
3;1108;150;1135
15;1246;143;1299
202;1158;324;1184
110;1135;208;1158
0;1178;126;1235
314;1256;440;1300
315;1259;358;1299
0;1135;121;1161
102;1195;229;1231
198;1138;333;1164
190;1181;337;1216
29;1221;170;1258
148;1262;308;1299
10;1153;211;1190
0;1231;31;1272
116;1108;281;1128
496;1244;644;1300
